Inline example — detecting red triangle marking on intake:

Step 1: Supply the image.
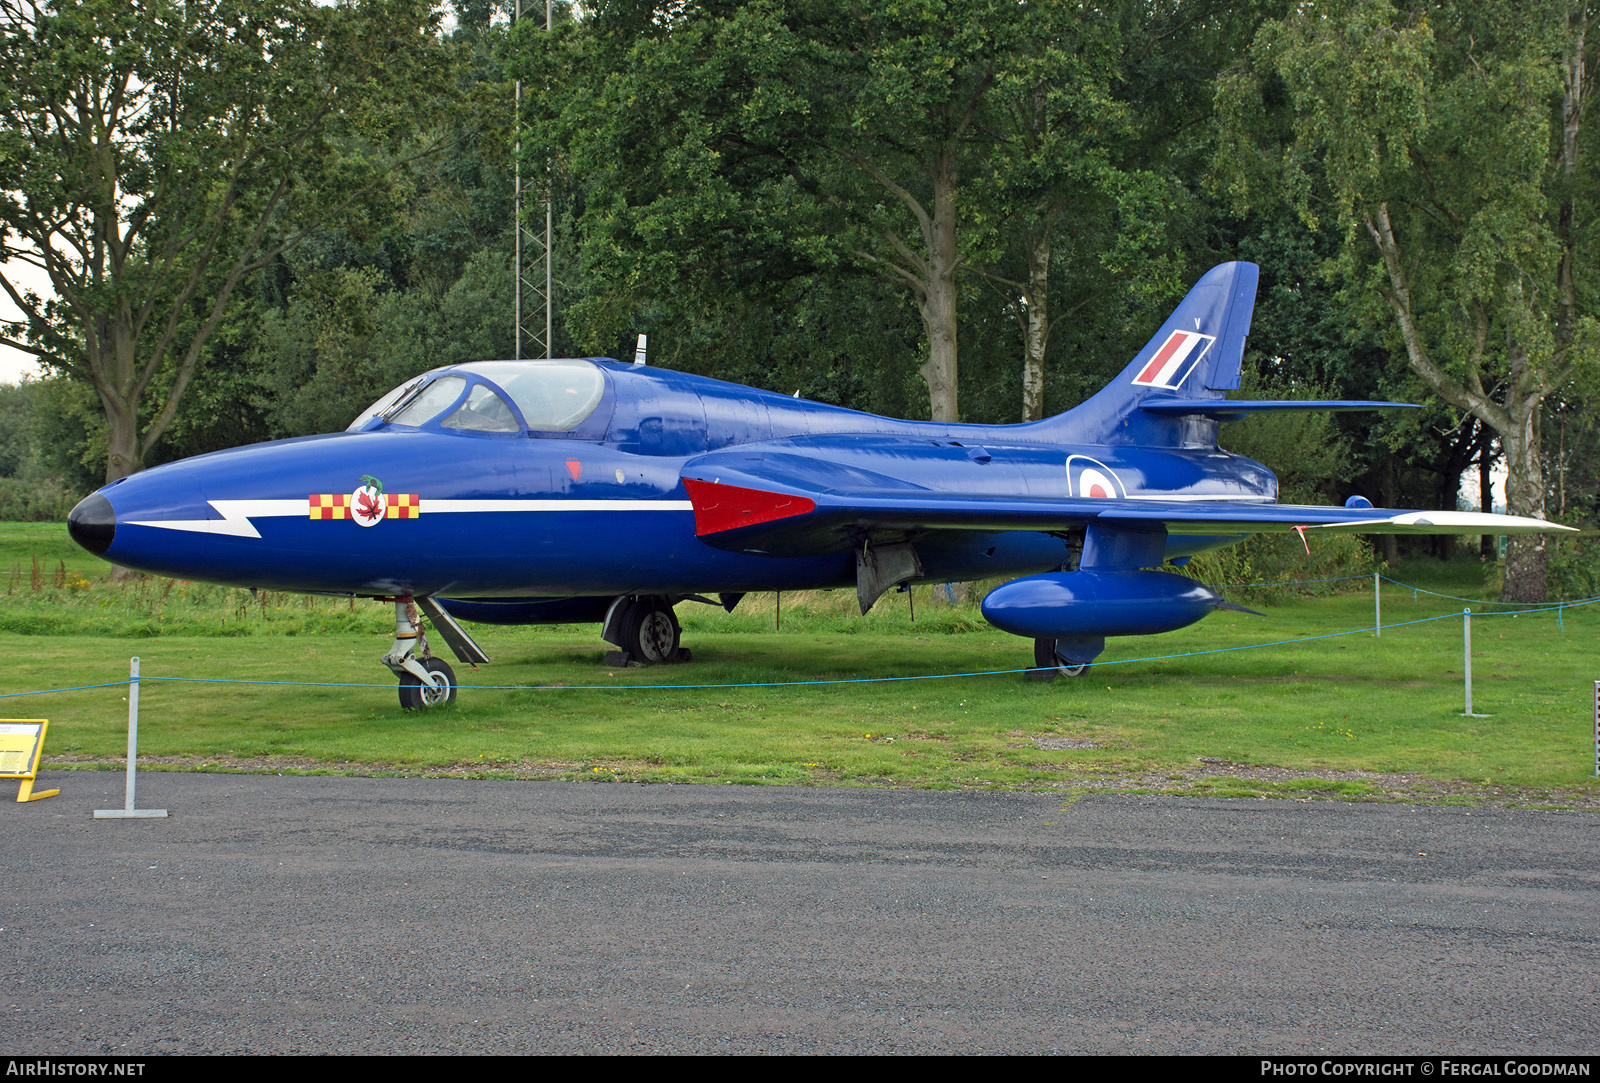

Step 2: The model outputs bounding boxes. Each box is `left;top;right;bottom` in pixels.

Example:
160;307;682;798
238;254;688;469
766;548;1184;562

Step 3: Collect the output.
681;478;817;536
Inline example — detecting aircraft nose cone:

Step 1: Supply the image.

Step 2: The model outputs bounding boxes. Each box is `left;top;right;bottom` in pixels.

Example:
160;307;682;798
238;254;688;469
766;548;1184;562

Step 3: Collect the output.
67;493;115;556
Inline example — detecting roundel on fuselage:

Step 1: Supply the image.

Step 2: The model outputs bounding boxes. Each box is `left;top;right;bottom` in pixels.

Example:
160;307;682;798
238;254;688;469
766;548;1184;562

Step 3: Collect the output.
1065;454;1127;500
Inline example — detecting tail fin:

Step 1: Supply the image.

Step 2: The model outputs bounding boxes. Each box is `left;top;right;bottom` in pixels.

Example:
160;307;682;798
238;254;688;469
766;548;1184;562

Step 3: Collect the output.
1037;261;1259;447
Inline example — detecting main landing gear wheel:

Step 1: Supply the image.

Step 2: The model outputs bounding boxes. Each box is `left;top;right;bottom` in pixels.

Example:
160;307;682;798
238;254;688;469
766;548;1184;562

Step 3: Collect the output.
623;599;682;664
1028;637;1092;682
398;657;457;709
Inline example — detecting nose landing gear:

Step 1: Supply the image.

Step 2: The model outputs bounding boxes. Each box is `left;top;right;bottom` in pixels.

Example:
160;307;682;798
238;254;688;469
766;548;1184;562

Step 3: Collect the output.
383;598;458;708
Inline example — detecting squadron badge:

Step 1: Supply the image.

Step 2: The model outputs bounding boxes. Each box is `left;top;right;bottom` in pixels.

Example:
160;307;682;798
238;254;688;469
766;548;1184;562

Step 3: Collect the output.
309;475;420;526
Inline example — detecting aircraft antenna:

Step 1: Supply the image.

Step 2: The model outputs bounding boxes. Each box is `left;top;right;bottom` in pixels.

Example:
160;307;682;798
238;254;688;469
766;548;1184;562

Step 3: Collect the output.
514;1;555;360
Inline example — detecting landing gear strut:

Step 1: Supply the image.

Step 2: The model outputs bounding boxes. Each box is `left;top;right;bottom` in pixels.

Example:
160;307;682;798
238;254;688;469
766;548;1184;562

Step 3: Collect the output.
383;598;457;708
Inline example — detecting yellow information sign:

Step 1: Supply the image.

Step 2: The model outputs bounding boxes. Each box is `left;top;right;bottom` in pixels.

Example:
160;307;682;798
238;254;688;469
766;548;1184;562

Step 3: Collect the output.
1;719;59;802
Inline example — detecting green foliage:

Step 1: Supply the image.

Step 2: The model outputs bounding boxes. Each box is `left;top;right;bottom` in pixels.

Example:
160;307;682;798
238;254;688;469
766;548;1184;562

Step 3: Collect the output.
23;376;105;494
229;6;520;442
1185;532;1379;605
0;383;36;479
0;478;78;522
1543;532;1600;602
0;0;456;479
248;248;515;439
1216;0;1600;598
513;0;1209;423
0;380;100;511
1221;364;1352;505
7;0;1574;594
250;267;407;438
1182;358;1379;600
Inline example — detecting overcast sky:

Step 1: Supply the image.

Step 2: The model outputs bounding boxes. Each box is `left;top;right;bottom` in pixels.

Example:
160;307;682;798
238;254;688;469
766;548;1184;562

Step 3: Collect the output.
0;346;42;384
0;256;47;384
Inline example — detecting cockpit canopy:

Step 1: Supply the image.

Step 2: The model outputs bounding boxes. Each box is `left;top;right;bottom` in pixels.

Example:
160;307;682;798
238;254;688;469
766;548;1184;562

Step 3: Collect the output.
348;360;608;435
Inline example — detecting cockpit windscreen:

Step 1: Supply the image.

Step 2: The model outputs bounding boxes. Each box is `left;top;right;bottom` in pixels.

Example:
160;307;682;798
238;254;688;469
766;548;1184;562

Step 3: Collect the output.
346;360;607;433
456;361;606;431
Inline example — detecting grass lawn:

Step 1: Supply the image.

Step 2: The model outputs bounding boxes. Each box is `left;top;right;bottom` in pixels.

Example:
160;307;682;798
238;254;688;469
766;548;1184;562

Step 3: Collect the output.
4;520;1597;805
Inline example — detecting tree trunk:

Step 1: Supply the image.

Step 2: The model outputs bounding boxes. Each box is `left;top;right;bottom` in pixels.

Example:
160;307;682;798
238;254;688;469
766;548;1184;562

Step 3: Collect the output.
1499;401;1548;602
1019;231;1049;423
101;393;140;485
91;309;142;484
1364;202;1551;599
915;151;961;423
1478;438;1495;561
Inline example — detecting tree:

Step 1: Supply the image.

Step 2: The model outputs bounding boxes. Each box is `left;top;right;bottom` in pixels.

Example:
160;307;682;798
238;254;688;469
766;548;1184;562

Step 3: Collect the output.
0;0;451;483
518;0;1168;423
966;10;1188;423
1217;0;1600;599
234;1;525;442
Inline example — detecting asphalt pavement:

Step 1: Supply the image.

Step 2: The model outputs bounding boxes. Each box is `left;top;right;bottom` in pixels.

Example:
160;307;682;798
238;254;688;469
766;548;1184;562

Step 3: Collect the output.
2;771;1596;1054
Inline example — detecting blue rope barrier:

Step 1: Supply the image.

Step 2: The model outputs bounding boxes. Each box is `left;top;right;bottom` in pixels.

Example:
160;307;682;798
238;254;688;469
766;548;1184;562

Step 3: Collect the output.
142;611;1475;691
0;679;135;699
3;609;1489;699
146;670;1043;691
2;578;1593;701
1377;574;1600;608
1458;595;1600;617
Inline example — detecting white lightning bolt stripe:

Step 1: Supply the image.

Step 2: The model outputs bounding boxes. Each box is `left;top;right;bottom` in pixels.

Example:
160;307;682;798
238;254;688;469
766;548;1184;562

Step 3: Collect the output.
127;500;303;539
126;498;695;538
422;499;692;514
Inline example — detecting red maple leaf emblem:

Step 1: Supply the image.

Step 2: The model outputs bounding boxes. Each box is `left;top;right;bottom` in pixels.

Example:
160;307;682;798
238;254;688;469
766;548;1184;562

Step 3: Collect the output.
355;490;384;522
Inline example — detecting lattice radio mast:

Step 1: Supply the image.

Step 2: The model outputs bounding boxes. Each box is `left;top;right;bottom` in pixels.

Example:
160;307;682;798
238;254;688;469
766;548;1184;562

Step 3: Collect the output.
514;1;553;359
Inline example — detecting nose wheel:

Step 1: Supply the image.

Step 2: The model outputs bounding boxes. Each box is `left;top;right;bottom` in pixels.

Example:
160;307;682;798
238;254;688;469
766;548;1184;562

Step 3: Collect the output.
383;598;460;708
399;657;457;709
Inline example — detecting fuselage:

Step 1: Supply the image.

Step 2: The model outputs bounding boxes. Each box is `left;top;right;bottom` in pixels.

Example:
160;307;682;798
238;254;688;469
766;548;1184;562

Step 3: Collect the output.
69;359;1277;598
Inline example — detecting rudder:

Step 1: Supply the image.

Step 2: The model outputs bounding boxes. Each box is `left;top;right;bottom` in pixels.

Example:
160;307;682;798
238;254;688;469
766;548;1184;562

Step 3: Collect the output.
1034;261;1259;447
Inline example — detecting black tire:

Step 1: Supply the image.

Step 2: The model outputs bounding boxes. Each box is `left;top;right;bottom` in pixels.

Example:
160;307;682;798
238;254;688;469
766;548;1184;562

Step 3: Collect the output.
1029;638;1092;681
398;657;457;709
623;598;681;664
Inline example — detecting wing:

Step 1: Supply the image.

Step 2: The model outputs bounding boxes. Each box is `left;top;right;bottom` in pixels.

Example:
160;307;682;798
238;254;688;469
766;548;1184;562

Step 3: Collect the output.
680;450;1570;557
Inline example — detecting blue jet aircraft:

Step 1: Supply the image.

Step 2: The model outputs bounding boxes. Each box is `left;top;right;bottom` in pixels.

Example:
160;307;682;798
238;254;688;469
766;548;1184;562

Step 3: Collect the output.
66;262;1569;707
